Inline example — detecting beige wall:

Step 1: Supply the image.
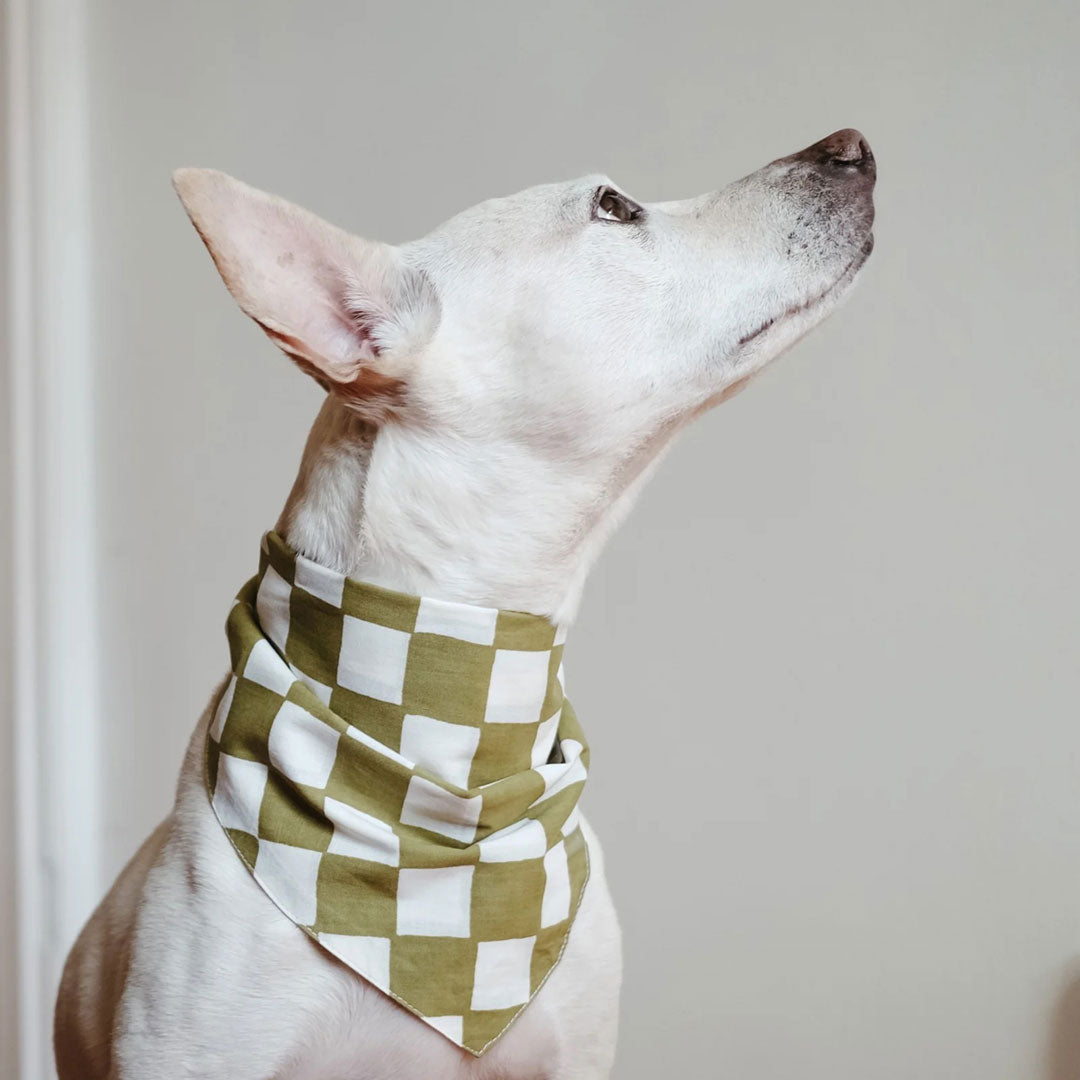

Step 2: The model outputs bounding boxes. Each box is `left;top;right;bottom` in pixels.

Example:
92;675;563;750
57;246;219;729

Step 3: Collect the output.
1;0;21;1065
81;1;1078;1076
0;381;17;1080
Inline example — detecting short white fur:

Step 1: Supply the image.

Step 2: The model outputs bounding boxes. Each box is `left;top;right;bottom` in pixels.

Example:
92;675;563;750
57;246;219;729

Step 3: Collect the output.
54;131;874;1080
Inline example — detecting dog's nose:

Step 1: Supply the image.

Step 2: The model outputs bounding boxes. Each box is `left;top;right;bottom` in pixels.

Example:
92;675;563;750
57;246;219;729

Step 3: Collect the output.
795;128;876;181
817;128;873;166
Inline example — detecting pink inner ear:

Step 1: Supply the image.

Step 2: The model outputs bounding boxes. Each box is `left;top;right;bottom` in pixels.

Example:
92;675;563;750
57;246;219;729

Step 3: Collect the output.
258;319;379;386
173;167;395;386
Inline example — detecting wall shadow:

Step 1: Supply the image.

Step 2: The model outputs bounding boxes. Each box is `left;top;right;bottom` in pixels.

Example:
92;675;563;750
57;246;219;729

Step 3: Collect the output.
1046;962;1080;1080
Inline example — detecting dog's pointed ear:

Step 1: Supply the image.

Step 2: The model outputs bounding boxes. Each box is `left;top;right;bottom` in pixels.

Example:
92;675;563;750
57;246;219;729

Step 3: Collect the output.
172;168;436;405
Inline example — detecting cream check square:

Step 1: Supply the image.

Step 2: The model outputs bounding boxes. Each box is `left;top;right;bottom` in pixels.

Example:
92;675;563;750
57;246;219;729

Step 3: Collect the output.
242;637;295;696
414;596;498;646
479;818;548;863
530;708;561;768
253;840;321;926
532;739;588;807
318;933;391;991
541;841;571;928
484;649;551;725
209;675;237;742
470;937;536;1011
397;866;474;937
400;713;480;789
424;1015;464;1043
290;664;334;706
399;775;482;844
212;753;267;835
255;563;292;653
345;724;412;768
325;797;400;866
267;700;340;789
294;553;345;608
338;617;411;704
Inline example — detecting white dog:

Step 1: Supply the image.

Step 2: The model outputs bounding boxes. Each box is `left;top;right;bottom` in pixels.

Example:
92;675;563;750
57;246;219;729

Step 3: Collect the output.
54;129;875;1080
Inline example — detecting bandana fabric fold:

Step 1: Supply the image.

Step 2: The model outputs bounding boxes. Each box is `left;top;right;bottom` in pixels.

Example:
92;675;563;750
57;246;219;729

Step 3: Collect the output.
205;532;590;1055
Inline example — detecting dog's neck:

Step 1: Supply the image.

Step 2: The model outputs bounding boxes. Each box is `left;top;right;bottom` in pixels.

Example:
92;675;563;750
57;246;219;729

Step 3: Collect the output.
277;395;657;624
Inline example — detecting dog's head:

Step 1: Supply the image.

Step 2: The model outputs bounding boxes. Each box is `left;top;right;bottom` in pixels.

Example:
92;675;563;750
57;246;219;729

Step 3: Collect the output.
175;130;874;613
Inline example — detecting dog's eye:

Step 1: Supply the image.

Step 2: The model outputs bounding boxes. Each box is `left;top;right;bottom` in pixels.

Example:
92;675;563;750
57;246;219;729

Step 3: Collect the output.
593;186;643;224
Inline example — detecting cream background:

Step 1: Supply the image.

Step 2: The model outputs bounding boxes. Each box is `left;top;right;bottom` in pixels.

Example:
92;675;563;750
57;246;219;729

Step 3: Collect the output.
1;11;20;1071
5;0;1078;1076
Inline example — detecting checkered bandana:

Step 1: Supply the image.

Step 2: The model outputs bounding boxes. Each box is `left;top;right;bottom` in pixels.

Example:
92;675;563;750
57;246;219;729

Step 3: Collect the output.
206;532;590;1055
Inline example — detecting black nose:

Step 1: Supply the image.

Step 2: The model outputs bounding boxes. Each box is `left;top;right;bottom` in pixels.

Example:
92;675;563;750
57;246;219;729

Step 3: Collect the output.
796;128;876;180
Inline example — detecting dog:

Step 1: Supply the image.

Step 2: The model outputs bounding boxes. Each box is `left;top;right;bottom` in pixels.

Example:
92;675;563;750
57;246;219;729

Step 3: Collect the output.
54;128;875;1080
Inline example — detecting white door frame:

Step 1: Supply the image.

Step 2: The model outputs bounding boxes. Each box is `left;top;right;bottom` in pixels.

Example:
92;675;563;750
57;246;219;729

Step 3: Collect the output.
5;0;103;1075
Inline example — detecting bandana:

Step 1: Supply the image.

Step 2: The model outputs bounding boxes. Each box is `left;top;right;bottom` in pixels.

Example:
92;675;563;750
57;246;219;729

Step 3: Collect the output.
205;532;589;1055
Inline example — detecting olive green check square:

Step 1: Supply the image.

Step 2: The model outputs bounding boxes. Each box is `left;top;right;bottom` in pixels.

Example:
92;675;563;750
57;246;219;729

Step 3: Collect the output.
226;591;260;670
262;536;297;586
206;736;221;792
397;830;477;871
470;724;537;788
403;633;495;728
285;593;344;688
565;829;589;900
535;787;586;846
323;737;411;823
463;1008;521;1055
491;610;557;651
217;680;283;763
258;776;333;852
471;860;545;940
530;923;573;994
226;827;260;868
340;578;419;632
327;689;404;752
315;854;398;937
390;936;478;1017
540;649;565;722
